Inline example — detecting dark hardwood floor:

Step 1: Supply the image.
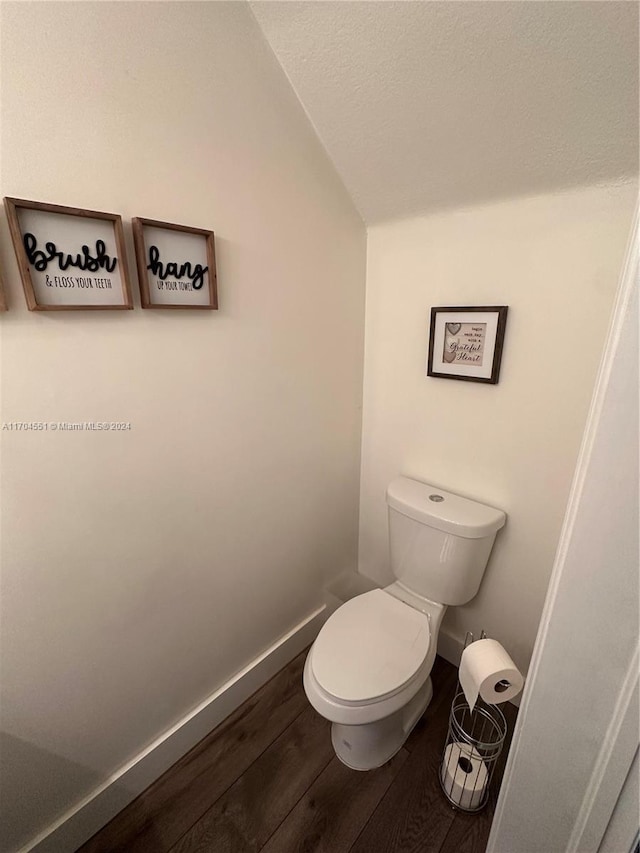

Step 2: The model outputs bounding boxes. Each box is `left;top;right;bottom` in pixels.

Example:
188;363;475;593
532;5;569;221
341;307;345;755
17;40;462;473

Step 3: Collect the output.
78;652;517;853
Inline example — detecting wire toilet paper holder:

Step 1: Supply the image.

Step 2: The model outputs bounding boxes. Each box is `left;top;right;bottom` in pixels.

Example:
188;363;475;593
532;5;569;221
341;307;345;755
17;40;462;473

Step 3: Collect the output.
439;631;508;813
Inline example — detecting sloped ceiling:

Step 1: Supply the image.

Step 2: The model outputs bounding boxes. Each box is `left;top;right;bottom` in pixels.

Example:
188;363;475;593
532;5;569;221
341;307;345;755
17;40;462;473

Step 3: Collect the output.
251;1;639;223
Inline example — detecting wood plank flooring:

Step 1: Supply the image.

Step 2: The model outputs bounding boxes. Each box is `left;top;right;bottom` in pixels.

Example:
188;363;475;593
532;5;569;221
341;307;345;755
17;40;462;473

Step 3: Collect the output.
79;652;517;853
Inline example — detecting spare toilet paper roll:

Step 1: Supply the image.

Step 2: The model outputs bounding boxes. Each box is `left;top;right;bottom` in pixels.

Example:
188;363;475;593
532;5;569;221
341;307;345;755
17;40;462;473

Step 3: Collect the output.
459;639;524;712
441;742;488;810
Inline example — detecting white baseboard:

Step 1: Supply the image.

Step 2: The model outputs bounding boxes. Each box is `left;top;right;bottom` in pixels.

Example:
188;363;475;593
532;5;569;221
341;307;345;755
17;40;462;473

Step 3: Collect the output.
436;626;465;668
23;605;327;853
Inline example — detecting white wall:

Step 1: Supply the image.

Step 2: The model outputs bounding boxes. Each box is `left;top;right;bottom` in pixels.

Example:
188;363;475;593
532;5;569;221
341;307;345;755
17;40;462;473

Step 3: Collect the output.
359;183;637;674
0;3;365;850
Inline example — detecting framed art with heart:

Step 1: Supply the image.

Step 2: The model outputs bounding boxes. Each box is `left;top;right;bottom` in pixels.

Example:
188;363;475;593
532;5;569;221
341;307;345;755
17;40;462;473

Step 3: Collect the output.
427;306;508;384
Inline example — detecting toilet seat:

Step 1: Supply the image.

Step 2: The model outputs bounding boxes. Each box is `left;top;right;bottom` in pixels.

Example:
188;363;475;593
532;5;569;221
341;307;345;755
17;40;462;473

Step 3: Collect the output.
310;589;431;705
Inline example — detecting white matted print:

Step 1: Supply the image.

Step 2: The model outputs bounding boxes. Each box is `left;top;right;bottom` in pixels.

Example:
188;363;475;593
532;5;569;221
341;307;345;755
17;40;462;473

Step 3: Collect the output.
132;218;217;309
4;198;132;310
427;306;508;384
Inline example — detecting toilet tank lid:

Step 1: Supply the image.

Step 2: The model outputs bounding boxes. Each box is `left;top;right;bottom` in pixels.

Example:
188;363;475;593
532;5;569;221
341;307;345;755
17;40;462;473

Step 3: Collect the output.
386;477;506;539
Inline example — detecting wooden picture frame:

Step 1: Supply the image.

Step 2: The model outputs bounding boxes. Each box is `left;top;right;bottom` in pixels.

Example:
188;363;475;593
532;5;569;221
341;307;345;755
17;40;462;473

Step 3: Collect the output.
132;217;217;310
427;306;508;384
3;197;133;311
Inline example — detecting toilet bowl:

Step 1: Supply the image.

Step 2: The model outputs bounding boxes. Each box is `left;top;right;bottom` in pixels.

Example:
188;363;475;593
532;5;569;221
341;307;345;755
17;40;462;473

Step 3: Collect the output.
304;586;445;770
303;477;506;771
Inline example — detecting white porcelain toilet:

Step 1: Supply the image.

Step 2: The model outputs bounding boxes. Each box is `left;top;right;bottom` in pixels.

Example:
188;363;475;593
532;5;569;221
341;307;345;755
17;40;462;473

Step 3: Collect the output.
304;476;506;771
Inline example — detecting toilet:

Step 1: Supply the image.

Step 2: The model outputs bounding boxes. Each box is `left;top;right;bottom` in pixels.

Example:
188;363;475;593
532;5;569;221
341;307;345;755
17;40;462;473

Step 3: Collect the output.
303;476;506;771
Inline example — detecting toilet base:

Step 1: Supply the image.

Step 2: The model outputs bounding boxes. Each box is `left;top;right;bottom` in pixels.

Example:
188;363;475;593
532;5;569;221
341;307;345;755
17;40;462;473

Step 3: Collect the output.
330;676;434;771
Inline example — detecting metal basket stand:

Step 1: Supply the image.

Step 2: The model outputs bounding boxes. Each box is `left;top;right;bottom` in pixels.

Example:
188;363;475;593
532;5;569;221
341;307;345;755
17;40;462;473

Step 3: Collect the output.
439;632;508;813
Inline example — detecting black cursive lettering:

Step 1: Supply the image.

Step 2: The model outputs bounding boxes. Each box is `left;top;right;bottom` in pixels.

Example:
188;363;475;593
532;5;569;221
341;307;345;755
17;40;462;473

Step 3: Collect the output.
23;233;117;274
147;245;208;290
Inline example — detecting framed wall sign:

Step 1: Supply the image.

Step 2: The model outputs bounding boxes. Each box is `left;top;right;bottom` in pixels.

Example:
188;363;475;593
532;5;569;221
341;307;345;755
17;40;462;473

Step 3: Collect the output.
132;217;217;309
3;198;133;311
427;306;508;384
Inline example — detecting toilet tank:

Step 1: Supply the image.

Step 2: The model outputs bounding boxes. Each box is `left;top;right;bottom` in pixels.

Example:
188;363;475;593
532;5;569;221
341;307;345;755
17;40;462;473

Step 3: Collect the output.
386;477;506;606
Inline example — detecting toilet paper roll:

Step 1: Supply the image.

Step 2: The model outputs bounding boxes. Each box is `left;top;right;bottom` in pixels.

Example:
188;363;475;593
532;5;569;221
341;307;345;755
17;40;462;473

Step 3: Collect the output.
459;639;524;712
441;742;488;811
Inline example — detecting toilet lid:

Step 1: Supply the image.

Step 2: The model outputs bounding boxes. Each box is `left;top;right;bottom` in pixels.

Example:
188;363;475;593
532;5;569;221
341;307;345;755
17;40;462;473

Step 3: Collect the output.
311;589;431;704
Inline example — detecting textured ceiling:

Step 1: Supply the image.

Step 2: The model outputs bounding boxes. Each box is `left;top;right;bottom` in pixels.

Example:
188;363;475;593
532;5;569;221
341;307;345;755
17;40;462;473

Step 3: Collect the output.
251;1;639;223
